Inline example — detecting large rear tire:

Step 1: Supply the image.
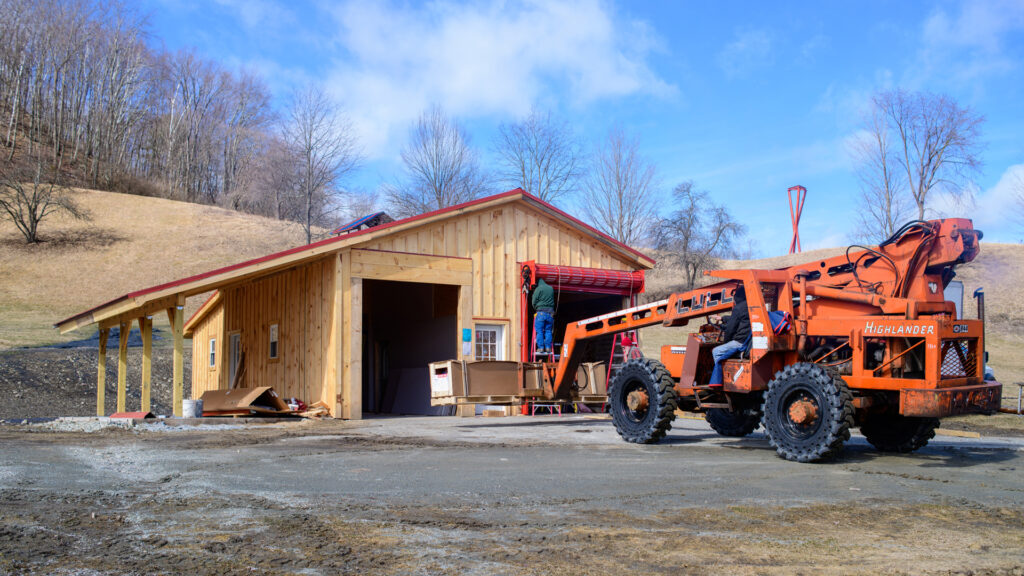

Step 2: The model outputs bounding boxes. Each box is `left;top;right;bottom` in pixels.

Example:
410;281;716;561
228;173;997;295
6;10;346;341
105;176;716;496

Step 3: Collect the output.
705;401;761;437
762;363;854;462
609;358;678;444
860;414;939;453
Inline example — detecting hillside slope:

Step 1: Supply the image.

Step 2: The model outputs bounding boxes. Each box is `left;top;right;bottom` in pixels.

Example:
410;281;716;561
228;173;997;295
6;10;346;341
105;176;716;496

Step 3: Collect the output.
0;189;312;348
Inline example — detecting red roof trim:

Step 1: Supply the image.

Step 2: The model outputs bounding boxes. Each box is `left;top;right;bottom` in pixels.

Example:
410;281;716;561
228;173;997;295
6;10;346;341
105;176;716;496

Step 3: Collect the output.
57;188;652;327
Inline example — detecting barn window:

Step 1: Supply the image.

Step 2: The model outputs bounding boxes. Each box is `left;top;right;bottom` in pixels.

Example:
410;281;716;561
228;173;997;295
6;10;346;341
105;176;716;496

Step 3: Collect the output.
474;324;505;361
269;324;279;359
208;338;216;368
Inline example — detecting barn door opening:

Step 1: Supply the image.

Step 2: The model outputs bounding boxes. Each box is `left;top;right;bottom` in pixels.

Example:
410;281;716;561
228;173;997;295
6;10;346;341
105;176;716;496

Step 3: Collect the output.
361;279;458;415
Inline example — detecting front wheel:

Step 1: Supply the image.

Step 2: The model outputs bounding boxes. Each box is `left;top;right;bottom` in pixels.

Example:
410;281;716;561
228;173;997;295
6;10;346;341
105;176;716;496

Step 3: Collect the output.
762;363;854;462
609;358;678;444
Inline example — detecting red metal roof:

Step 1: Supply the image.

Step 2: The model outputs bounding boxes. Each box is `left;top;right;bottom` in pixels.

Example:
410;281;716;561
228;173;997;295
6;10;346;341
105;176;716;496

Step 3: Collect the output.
57;189;654;328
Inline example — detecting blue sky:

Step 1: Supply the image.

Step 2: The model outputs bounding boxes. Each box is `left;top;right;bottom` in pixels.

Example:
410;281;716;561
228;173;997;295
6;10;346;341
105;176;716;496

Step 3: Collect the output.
141;0;1024;253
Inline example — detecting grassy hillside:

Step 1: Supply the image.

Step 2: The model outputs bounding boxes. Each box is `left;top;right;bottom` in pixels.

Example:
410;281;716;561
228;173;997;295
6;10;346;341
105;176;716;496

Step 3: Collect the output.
0;188;312;348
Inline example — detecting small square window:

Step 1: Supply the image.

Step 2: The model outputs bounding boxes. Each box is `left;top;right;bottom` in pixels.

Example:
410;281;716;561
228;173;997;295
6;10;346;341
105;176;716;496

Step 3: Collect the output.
269;324;279;359
208;338;216;368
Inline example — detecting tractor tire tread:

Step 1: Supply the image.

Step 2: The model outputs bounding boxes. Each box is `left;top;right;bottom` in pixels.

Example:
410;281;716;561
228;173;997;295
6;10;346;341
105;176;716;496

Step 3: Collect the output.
762;362;854;463
609;358;678;444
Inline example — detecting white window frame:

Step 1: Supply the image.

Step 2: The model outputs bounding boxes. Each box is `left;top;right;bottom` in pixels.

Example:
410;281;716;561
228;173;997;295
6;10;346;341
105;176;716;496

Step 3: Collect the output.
208;337;217;369
474;323;506;361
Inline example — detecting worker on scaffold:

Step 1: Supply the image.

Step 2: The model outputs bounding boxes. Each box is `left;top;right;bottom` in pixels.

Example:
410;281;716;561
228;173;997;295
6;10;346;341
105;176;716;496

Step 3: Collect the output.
532;278;555;355
709;284;750;387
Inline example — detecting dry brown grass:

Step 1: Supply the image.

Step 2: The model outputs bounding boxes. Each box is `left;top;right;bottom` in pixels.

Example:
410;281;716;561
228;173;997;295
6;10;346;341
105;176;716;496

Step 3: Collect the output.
0;188;312;348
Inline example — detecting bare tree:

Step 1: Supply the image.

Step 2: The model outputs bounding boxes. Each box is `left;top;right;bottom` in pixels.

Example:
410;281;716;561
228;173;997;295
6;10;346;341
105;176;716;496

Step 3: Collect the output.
282;84;361;244
866;89;984;221
850;105;911;242
583;126;658;246
386;105;489;218
0;150;87;243
1012;169;1024;237
655;181;745;291
494;108;583;204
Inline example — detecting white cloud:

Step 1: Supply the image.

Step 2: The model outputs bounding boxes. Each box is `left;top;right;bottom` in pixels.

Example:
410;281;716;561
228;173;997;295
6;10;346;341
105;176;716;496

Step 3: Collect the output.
213;0;295;31
716;28;773;78
912;1;1024;87
931;165;1024;237
321;0;674;157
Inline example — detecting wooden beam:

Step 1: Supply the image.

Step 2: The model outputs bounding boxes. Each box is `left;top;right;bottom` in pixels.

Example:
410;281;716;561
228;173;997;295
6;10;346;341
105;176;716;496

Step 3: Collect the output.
140;316;152;413
117;319;131;414
96;327;109;417
457;284;472;361
171;301;185;417
350;249;472;286
333;254;344;418
341;253;362;420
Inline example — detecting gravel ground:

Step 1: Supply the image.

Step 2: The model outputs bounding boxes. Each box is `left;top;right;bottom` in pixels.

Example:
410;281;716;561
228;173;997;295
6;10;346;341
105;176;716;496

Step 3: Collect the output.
0;343;192;418
0;416;1023;575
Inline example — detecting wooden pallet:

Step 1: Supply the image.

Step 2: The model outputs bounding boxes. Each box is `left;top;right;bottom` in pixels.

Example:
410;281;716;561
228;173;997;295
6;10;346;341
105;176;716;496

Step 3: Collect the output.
456;395;520;405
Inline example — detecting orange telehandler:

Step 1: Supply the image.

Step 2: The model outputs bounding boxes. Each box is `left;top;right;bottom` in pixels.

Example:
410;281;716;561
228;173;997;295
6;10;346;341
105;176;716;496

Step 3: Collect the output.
538;218;1002;462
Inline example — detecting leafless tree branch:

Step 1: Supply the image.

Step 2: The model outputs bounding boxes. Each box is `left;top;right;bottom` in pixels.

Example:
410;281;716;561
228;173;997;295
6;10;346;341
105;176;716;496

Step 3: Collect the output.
582;126;658;247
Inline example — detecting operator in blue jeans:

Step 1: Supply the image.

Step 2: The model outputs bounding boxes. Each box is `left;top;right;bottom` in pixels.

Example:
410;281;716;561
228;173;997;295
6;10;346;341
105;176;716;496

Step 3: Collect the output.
709;284;750;386
532;278;555;355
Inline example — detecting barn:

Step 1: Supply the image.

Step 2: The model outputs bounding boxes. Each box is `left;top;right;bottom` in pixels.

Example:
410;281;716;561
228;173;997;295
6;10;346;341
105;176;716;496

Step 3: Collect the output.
56;189;654;418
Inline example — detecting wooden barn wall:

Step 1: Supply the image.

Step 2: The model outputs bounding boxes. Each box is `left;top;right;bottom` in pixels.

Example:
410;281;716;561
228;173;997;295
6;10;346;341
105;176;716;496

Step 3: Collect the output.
190;303;224;397
356;205;634;359
207;257;337;406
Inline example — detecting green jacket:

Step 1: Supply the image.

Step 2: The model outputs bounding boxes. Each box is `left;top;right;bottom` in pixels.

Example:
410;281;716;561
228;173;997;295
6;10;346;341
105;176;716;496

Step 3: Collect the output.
532;279;554;311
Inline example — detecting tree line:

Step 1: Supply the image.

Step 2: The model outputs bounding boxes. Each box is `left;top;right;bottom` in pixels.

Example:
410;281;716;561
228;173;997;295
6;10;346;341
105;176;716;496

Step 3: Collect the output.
0;0;362;243
1;0;995;272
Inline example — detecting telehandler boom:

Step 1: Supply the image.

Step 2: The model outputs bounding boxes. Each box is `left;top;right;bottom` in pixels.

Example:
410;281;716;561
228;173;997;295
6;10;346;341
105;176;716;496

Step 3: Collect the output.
541;218;1001;462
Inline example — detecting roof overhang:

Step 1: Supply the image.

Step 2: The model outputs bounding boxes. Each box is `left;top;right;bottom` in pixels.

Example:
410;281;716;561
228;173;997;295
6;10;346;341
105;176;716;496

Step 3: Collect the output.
55;189;655;334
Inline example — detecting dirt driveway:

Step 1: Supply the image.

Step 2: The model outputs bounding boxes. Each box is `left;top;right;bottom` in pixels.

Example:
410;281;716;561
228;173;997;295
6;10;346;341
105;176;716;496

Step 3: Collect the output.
1;415;1022;575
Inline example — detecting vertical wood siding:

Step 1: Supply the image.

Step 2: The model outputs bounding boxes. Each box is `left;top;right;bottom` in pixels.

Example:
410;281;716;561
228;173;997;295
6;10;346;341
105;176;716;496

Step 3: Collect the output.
190;304;223;396
190;258;337;405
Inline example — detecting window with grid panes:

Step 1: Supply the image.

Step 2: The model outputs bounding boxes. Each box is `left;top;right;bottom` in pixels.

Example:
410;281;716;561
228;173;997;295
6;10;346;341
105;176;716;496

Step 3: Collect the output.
474;324;504;361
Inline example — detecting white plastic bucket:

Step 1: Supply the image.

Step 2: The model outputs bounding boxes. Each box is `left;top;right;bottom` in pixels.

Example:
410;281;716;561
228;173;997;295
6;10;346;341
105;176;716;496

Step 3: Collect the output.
182;399;203;418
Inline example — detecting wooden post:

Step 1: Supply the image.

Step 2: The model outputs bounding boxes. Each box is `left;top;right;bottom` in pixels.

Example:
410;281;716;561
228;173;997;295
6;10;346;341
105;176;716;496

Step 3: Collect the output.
168;301;185;417
97;327;109;417
457;284;472;361
333;254;344;418
341;252;362;420
117;319;131;413
140;316;152;413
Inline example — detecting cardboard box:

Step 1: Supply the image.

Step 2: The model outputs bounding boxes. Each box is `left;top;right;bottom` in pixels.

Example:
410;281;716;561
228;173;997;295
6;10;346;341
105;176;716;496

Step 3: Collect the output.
430;360;465;398
199;386;290;415
464;361;520;396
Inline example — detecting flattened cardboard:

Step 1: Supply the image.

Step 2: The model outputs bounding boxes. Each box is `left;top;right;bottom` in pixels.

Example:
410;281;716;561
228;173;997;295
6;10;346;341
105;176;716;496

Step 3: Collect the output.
199;386;290;414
